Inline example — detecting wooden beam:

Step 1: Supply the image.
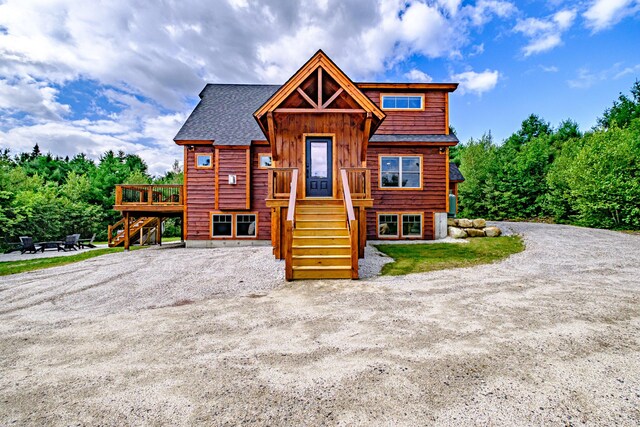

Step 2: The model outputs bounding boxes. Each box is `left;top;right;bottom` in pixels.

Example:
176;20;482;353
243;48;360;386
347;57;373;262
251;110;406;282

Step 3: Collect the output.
445;92;450;135
214;148;219;210
296;87;318;109
273;108;366;114
362;112;372;162
267;112;277;161
156;217;162;245
321;87;343;109
246;148;251;210
317;67;323;107
124;212;130;251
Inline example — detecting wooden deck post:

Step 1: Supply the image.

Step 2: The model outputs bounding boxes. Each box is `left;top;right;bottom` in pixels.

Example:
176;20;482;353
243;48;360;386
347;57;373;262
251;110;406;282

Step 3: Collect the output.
124;212;130;251
358;207;367;259
156;217;162;245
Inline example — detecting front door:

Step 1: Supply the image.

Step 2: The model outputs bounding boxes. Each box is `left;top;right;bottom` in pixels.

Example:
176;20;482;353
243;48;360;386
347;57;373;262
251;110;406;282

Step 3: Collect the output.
305;138;332;197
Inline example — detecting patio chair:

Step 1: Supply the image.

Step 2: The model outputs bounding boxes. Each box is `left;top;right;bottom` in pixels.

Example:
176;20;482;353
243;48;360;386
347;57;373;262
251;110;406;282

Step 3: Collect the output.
78;233;96;249
3;237;23;254
62;234;79;251
19;236;39;254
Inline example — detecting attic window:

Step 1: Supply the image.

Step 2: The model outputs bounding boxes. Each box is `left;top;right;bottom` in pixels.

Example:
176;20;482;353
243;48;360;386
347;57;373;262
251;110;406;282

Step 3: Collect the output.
381;94;424;110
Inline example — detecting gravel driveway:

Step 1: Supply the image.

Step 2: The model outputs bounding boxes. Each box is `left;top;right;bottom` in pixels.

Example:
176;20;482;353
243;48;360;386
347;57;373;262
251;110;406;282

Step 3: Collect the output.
1;222;639;426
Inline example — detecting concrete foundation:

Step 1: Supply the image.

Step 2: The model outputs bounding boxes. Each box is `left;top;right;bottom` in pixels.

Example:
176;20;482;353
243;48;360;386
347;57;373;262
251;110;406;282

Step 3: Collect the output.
185;240;272;248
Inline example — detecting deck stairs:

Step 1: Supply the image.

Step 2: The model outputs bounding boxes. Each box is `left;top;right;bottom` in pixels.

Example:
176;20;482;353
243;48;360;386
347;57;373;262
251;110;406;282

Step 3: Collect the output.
108;217;161;247
291;201;353;279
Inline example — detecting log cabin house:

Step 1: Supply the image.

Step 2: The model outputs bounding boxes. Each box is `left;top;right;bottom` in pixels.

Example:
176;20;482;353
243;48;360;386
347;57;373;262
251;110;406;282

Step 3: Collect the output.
110;50;464;280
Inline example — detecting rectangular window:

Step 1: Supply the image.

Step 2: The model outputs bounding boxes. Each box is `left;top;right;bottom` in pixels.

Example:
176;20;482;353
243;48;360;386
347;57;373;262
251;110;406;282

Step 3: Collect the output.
212;214;232;237
378;214;399;238
258;154;272;169
196;153;212;169
236;214;257;238
381;94;424;110
402;214;423;237
380;155;422;189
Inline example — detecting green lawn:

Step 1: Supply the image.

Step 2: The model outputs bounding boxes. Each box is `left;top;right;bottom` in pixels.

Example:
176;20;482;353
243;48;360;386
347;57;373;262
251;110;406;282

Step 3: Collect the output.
0;247;145;276
375;236;525;276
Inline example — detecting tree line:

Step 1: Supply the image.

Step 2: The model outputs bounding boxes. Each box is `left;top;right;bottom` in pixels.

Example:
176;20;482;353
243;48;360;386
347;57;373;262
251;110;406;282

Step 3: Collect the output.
452;81;640;230
0;148;182;246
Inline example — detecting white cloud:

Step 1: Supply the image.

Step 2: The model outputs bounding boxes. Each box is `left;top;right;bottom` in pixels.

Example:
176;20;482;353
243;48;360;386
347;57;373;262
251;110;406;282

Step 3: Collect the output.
451;69;500;94
404;69;433;83
583;0;640;32
0;0;520;173
540;65;559;72
514;9;576;56
568;62;640;89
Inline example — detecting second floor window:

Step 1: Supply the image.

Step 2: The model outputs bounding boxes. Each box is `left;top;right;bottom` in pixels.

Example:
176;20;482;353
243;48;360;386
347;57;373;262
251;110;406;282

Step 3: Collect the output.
381;94;423;110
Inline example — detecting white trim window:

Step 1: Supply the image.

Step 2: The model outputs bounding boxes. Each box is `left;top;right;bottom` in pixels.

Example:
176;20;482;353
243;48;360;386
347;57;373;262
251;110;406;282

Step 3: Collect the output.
378;214;399;238
381;94;424;110
380;155;422;188
212;214;232;237
236;214;257;238
401;214;423;237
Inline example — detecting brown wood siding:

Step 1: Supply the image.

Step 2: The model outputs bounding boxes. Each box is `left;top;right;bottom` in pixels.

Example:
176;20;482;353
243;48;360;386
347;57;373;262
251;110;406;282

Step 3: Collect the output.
251;146;272;240
186;146;215;240
218;148;248;210
364;90;447;135
367;146;447;240
274;112;364;198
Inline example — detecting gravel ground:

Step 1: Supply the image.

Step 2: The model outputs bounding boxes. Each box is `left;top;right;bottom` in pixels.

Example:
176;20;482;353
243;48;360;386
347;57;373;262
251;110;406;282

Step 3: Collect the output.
1;222;639;426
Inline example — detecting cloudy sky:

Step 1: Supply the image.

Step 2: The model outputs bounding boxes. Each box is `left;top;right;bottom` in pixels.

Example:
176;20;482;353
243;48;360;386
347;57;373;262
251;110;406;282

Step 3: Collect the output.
0;0;639;174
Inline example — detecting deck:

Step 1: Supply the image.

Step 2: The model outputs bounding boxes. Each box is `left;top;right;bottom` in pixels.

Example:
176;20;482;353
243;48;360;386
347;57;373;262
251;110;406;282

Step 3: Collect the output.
113;184;185;215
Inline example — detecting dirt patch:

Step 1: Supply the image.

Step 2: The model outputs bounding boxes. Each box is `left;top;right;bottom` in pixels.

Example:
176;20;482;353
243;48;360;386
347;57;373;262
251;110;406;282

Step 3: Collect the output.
1;223;639;426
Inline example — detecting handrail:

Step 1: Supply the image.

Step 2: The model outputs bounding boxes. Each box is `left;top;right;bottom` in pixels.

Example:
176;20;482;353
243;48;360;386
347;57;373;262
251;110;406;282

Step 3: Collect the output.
284;169;299;280
286;169;299;222
340;169;356;223
107;217;126;247
340;169;359;279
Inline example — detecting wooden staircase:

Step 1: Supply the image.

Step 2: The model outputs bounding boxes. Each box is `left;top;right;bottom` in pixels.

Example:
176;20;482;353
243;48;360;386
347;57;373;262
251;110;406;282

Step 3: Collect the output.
291;202;352;279
108;216;161;247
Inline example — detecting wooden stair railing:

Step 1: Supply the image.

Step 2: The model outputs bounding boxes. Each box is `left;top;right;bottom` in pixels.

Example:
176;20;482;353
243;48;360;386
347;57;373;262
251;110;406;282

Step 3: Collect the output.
108;216;162;247
267;168;297;200
340;169;359;279
284;169;299;280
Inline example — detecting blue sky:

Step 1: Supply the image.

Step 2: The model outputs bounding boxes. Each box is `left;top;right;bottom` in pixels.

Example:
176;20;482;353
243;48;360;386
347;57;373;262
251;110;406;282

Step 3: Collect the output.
0;0;639;174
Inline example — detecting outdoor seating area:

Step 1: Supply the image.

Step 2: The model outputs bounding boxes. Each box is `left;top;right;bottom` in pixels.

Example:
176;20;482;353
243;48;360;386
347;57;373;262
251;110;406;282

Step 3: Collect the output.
6;234;97;255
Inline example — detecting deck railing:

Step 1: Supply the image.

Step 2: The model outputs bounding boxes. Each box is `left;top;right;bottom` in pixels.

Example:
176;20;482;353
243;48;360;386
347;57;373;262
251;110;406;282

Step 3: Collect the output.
340;169;359;279
115;184;183;206
342;168;371;199
267;168;297;199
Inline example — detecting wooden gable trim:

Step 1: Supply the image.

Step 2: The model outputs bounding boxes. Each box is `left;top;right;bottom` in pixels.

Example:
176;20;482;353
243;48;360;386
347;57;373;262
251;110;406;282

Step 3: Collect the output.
356;82;459;92
254;50;385;121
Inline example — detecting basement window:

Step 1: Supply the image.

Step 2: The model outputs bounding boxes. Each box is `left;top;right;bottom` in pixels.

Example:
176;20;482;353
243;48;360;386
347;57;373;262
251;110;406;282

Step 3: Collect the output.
402;214;423;237
378;214;399;238
381;94;424;110
212;214;232;237
236;214;257;238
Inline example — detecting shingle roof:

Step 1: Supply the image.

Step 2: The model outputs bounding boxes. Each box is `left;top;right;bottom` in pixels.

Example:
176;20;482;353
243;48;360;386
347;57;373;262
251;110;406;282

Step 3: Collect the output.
174;84;461;146
450;162;465;182
174;84;279;144
369;134;459;143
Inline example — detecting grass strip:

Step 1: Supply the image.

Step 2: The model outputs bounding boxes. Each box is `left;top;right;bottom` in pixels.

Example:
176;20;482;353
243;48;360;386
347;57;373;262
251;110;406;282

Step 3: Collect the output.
0;246;145;276
375;236;524;276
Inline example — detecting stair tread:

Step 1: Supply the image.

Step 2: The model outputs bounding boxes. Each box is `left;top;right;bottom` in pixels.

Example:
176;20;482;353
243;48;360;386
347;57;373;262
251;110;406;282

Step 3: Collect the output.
292;265;351;270
292;255;350;259
294;235;349;239
292;244;350;248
